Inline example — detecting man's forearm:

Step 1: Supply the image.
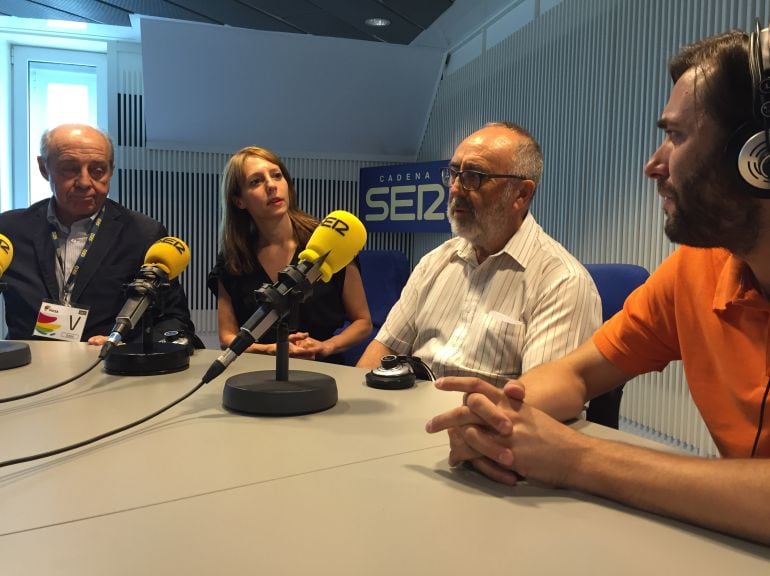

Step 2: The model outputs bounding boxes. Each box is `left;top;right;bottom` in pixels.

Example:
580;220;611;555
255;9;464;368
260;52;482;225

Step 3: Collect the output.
517;361;588;421
515;340;632;422
356;339;396;369
563;433;770;545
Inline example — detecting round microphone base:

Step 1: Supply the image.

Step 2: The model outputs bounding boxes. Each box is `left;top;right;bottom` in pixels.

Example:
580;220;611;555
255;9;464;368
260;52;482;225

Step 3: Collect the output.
104;342;190;376
0;341;32;370
223;371;337;416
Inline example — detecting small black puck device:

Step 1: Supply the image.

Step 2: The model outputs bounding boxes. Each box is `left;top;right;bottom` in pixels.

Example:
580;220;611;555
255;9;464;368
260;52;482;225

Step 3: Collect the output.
365;355;420;390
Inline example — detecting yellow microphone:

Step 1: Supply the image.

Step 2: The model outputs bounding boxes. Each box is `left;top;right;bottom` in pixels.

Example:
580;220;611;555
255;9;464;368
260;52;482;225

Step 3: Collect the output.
99;236;191;358
203;211;367;383
0;234;13;277
299;211;367;282
144;237;190;280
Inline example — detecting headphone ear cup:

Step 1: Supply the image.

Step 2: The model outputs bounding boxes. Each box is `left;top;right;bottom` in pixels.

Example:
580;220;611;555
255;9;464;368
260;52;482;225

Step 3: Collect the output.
725;122;770;198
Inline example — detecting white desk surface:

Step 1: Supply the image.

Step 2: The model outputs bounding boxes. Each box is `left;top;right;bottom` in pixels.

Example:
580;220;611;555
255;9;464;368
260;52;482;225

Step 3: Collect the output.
0;342;768;574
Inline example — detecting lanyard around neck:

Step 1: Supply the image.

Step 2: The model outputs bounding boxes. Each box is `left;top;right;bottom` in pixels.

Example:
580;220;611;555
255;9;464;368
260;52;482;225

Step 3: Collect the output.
50;204;106;305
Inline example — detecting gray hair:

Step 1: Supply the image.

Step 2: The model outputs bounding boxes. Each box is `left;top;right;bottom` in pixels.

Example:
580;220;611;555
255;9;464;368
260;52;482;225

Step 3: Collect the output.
484;121;544;187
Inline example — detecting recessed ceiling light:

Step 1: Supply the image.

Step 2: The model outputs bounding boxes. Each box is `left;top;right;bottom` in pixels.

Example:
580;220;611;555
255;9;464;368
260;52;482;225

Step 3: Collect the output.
364;17;391;28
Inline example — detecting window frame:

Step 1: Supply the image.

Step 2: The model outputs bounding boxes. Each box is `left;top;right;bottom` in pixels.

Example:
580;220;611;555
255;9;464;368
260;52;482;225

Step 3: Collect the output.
11;45;107;209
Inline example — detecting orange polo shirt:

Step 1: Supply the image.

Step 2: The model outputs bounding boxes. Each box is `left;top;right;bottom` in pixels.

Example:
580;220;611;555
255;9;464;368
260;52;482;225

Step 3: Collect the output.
593;246;770;457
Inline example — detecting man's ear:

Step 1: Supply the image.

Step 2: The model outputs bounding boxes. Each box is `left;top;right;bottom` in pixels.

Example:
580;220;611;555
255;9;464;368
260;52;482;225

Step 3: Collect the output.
37;157;49;181
513;180;536;211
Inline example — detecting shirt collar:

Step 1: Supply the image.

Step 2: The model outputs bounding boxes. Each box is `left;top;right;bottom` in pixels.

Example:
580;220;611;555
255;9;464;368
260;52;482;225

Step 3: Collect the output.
46;198;101;234
455;213;538;267
713;252;770;311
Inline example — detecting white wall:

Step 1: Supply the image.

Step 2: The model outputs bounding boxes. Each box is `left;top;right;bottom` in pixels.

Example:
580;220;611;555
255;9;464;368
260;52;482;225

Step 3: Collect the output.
138;17;445;160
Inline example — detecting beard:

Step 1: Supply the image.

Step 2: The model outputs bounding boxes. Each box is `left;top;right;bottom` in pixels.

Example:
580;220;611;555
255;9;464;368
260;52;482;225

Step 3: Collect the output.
447;187;516;247
661;156;761;255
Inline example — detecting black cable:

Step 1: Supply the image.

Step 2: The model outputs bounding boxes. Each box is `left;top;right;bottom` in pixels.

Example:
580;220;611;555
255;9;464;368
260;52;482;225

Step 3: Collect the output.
0;356;103;403
414;358;436;381
396;355;436;381
750;377;770;458
0;379;205;468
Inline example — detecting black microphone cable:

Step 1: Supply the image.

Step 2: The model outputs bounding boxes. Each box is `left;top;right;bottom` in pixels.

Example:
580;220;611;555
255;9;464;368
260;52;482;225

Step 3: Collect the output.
0;356;103;403
0;378;205;468
750;377;770;458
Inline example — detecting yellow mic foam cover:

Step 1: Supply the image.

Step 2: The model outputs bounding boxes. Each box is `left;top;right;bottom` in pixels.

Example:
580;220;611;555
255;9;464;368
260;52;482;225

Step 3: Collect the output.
0;234;13;277
144;237;190;280
299;211;367;282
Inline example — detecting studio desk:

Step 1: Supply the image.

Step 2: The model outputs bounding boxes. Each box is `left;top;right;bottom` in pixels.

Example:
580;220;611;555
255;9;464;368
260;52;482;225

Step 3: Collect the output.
0;342;767;574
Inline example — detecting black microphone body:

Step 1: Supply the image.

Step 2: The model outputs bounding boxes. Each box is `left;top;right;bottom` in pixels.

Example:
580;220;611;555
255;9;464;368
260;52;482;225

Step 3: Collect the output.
202;258;323;383
99;265;170;358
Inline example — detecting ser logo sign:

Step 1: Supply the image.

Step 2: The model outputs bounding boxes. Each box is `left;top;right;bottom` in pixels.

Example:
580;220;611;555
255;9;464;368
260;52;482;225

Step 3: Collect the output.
359;160;451;233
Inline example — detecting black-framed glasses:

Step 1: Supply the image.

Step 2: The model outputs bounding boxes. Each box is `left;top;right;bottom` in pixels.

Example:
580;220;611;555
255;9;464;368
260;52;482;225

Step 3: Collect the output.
440;166;528;191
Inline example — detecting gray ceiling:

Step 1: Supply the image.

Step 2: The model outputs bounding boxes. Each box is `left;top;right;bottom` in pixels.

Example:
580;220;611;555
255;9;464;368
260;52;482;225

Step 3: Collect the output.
0;0;455;44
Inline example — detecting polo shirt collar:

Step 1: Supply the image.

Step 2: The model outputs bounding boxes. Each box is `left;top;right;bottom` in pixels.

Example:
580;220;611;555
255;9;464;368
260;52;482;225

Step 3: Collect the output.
713;252;769;311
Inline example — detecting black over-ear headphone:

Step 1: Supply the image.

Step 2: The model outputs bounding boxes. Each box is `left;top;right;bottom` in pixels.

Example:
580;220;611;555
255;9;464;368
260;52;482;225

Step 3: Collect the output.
731;19;770;198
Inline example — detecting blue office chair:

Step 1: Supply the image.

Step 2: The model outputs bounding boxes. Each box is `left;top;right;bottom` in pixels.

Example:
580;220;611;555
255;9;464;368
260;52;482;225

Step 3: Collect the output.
341;250;410;366
583;263;650;428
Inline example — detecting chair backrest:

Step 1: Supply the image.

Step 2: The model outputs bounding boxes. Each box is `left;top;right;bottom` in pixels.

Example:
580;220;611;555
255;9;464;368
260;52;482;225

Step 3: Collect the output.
341;250;410;365
583;263;650;428
584;264;650;321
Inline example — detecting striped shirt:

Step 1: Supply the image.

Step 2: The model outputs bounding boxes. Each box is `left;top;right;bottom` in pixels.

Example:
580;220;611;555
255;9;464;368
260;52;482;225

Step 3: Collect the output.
376;214;602;386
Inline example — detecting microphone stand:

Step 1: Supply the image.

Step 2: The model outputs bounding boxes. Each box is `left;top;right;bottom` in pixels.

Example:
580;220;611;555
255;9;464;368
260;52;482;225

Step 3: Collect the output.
222;285;337;416
103;284;190;376
275;320;290;381
0;282;31;370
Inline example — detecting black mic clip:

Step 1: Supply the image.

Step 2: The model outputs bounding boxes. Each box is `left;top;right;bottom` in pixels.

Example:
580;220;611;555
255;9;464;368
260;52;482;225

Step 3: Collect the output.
259;260;318;310
253;263;314;320
123;265;170;303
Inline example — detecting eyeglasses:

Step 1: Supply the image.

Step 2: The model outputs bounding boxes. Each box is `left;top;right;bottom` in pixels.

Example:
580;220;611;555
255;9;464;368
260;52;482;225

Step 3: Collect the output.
440;167;528;191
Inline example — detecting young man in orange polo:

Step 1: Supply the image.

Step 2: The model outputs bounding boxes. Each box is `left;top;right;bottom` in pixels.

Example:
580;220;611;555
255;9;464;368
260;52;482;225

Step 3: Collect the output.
425;29;770;544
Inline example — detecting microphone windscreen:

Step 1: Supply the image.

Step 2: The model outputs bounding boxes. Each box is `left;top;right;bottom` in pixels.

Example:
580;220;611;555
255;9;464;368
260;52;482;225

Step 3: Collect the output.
0;234;13;277
299;211;367;282
144;237;190;280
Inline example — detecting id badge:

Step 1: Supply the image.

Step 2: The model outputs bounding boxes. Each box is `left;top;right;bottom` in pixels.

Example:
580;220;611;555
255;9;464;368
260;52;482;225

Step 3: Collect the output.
33;300;90;342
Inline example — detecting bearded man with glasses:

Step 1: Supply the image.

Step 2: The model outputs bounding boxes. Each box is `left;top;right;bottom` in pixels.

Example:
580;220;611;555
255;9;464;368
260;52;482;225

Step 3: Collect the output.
357;122;601;386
